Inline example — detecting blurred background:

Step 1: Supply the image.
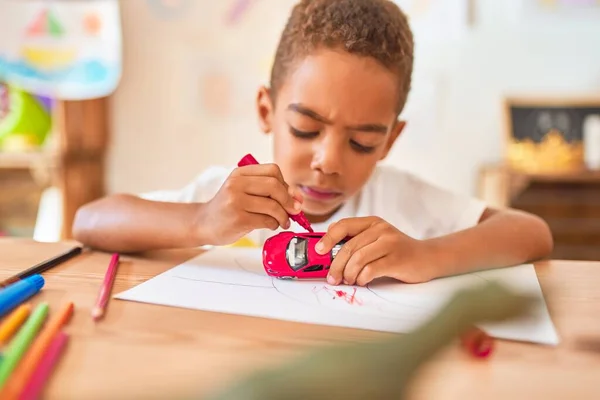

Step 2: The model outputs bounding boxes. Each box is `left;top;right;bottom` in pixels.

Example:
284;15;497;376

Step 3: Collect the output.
1;0;599;259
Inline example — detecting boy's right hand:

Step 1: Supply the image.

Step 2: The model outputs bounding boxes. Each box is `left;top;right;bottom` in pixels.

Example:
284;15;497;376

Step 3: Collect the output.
196;164;303;246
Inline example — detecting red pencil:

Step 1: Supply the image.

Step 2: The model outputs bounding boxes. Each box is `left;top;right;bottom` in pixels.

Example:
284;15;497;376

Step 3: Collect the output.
91;253;120;321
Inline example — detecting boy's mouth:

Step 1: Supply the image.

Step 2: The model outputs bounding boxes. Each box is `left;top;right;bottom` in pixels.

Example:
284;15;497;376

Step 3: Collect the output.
299;185;343;201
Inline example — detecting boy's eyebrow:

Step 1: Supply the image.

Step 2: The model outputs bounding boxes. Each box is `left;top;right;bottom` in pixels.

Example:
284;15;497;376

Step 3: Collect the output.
346;123;388;134
288;103;388;134
288;103;331;124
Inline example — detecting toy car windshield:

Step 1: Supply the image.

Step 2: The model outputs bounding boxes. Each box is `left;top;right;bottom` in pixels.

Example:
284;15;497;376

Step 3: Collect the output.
286;237;308;271
331;243;343;259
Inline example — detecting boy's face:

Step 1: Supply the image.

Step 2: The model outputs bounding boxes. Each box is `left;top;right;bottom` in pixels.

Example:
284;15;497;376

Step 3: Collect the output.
256;48;406;222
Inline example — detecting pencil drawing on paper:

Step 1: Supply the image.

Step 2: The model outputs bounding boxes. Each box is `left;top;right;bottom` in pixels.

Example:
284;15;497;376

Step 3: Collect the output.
232;251;490;320
115;247;560;346
312;286;362;306
169;250;447;322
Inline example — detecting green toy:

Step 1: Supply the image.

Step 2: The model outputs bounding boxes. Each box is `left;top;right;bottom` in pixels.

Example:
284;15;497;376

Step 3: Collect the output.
0;84;51;151
206;281;539;400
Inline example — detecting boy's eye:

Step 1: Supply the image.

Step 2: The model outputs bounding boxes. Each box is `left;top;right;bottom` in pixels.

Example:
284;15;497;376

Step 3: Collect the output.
290;127;319;138
290;126;375;153
350;140;376;154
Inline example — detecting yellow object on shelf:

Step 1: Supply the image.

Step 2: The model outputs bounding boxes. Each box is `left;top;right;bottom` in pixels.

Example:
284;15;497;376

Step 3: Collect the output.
507;130;584;174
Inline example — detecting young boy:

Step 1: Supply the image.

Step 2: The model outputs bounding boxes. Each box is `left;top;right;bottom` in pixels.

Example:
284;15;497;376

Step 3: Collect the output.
73;0;553;287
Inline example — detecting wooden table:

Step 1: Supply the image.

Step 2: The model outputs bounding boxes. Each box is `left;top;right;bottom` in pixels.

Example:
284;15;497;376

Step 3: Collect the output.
1;239;599;399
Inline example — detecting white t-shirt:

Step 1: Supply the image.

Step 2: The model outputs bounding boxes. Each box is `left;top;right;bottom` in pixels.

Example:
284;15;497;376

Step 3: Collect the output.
140;164;487;247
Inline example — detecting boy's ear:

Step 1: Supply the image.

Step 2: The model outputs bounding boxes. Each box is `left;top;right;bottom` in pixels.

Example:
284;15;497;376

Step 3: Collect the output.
256;85;274;134
381;120;406;160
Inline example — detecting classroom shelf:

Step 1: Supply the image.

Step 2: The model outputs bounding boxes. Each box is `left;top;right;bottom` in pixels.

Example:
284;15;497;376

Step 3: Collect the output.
478;163;600;261
0;150;57;170
508;166;600;183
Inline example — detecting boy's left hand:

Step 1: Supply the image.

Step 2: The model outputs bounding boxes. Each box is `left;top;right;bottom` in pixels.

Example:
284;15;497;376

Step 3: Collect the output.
315;217;433;286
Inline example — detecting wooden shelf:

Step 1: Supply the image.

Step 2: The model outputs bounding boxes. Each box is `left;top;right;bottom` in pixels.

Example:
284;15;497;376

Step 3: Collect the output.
478;163;600;261
508;169;600;183
0;151;58;190
0;151;57;170
0;97;109;240
486;164;600;183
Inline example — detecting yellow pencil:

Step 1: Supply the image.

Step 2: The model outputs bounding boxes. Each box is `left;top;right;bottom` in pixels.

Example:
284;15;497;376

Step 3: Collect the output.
0;304;31;345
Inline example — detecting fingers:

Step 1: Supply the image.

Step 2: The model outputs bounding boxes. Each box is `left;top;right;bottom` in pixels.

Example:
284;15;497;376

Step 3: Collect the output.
329;236;391;286
326;233;378;285
316;217;380;255
288;186;304;208
233;164;302;215
342;240;388;286
243;195;291;230
320;218;391;286
245;212;282;232
355;257;389;286
235;163;285;181
241;176;301;214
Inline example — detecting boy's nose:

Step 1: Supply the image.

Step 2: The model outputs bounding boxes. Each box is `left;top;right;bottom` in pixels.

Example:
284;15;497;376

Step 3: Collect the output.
311;137;343;175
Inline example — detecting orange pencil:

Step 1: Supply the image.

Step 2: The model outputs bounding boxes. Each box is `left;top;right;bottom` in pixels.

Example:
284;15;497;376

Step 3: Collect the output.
0;302;74;399
0;304;31;345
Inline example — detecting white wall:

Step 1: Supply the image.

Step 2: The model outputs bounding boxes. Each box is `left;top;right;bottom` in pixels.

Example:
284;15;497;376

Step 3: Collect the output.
107;0;600;196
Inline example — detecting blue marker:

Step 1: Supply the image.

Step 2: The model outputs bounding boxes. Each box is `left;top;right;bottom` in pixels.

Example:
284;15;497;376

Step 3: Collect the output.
0;275;45;318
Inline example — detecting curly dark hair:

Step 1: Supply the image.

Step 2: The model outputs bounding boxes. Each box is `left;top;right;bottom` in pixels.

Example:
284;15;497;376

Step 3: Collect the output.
270;0;414;115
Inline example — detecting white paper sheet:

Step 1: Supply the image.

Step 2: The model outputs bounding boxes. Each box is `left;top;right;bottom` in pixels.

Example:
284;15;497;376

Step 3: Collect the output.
115;247;560;345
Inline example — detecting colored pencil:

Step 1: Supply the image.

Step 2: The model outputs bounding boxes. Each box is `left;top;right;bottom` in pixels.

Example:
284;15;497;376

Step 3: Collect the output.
0;302;74;398
91;253;120;321
18;332;69;400
0;303;49;388
0;247;82;288
0;304;31;346
0;276;44;319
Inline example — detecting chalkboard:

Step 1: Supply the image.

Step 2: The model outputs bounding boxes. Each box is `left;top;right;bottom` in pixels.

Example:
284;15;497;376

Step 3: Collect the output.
508;104;600;143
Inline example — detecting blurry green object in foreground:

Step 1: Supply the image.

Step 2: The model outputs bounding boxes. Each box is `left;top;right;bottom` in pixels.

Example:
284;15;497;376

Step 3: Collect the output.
207;282;538;400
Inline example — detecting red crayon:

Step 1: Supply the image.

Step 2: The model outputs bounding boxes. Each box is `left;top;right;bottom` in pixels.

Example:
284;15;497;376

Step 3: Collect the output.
237;153;314;233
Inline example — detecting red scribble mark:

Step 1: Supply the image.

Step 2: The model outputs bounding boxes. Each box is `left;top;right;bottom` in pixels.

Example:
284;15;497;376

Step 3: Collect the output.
350;287;357;304
313;286;363;306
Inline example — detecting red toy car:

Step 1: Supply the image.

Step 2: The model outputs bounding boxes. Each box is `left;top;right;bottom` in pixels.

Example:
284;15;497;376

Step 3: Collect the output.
262;231;348;279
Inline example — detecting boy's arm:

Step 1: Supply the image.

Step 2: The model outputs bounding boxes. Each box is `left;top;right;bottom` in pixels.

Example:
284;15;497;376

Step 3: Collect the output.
73;163;302;254
425;207;554;277
317;207;553;286
72;194;205;253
